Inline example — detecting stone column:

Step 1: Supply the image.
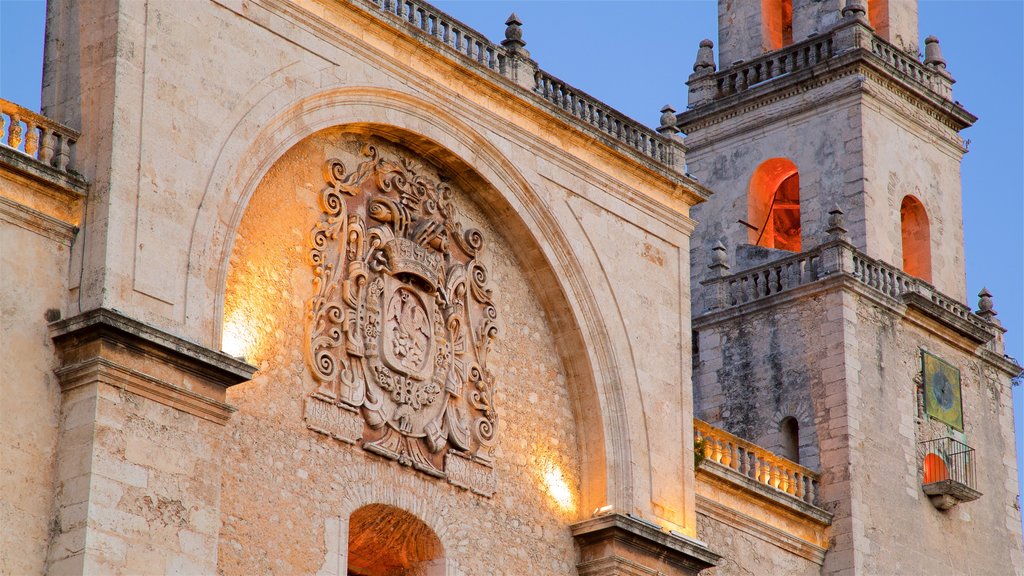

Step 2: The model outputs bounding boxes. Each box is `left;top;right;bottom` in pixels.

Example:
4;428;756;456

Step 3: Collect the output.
46;309;254;574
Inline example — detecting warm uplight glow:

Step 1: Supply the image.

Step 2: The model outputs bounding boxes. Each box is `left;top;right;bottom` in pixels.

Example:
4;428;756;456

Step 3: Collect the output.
536;457;576;514
221;309;255;360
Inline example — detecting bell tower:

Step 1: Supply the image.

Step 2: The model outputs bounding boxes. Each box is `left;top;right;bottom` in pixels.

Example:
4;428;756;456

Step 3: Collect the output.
671;0;1024;574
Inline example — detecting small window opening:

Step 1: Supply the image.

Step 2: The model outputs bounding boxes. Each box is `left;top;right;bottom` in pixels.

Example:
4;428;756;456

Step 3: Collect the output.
749;158;801;252
347;504;444;576
900;195;931;282
780;417;800;463
764;0;794;50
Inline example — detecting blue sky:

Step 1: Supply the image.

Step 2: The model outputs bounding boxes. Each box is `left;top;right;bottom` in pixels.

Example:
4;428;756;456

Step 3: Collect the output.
2;0;1022;526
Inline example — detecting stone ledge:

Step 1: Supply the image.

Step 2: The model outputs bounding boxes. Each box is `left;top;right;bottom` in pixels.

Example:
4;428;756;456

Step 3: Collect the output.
0;144;87;197
572;513;721;575
51;308;256;425
902;292;994;344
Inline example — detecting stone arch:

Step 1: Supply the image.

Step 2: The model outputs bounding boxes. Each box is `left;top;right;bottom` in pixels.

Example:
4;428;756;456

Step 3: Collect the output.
771;398;817;469
748;158;801;252
347;504;444;576
900;195;931;282
185;85;636;518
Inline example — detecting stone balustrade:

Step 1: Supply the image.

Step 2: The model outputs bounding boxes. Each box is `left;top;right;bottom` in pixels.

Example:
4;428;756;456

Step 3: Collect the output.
0;98;78;174
715;34;836;99
533;69;672;165
688;17;955;107
695;418;819;506
702;240;993;335
870;36;953;100
359;0;675;170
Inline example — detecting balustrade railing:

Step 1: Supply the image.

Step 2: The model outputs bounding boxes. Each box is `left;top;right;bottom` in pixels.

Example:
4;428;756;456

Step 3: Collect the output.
0;99;79;175
359;0;674;168
870;37;952;100
715;34;836;99
703;241;990;335
533;70;670;165
690;18;954;106
695;418;819;506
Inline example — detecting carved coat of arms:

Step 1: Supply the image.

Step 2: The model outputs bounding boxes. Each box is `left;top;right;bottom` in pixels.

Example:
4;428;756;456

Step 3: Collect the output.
304;144;498;493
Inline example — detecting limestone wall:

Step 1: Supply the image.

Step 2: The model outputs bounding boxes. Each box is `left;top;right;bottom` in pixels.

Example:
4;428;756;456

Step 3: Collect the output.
37;0;704;547
861;90;968;301
0;204;66;575
848;298;1023;575
694;294;827;471
696;512;820;576
0;157;80;575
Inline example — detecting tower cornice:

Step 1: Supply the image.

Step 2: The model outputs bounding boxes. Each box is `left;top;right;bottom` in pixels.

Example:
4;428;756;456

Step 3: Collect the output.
677;18;976;137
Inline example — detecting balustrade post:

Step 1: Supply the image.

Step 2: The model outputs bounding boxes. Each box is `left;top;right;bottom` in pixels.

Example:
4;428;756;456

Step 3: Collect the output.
8;114;22;149
56;135;71;172
24;121;38;156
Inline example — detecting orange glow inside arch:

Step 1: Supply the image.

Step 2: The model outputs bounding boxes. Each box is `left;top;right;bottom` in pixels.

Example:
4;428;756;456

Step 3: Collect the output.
749;158;801;252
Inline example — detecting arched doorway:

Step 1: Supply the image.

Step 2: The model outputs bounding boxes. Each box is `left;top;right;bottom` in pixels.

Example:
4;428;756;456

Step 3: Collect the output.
347;504;444;576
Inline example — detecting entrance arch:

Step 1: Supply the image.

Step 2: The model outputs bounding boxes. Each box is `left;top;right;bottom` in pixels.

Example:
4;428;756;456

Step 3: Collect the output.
347;504;444;576
186;85;643;521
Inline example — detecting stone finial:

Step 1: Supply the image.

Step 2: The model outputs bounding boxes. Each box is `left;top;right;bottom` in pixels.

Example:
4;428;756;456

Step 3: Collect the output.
826;204;849;241
841;0;868;20
693;39;716;75
976;288;1000;325
502;13;529;56
658;105;677;135
709;241;730;276
924;36;949;75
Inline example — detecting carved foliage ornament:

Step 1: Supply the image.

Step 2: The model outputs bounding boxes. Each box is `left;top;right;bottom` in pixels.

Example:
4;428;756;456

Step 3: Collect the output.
305;144;499;490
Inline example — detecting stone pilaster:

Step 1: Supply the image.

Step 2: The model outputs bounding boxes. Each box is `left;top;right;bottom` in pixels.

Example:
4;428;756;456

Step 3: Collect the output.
46;309;254;574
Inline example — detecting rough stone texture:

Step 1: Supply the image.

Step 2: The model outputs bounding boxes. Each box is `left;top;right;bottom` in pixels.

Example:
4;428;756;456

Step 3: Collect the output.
218;130;584;574
2;0;1018;575
46;381;228;574
849;298;1024;575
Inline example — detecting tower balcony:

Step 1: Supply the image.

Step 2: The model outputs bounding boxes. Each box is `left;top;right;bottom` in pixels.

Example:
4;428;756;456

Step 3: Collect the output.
919;436;981;510
697;237;1003;352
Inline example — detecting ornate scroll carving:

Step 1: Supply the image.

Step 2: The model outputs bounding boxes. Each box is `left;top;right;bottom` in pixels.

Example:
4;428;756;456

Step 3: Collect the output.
304;144;499;491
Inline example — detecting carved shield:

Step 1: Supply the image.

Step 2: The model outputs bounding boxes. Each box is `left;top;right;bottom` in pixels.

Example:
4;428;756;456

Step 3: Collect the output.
305;144;498;481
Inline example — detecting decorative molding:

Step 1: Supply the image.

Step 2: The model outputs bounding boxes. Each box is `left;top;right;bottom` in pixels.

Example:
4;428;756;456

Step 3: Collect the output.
695;494;828;565
572;513;721;575
0;195;77;246
304;146;499;492
680;54;973;144
50;308;256;425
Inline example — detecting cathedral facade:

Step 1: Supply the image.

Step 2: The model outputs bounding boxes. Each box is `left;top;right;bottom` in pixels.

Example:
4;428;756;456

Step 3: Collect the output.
0;0;1020;574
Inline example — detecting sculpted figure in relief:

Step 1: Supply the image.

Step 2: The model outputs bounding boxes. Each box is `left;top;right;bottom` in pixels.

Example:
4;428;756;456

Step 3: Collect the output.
306;143;499;480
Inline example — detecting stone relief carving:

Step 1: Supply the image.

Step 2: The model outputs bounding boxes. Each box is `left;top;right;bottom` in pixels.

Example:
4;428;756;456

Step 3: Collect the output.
304;143;499;495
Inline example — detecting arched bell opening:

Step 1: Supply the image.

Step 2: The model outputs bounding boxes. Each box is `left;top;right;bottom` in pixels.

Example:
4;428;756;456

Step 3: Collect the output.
900;195;931;282
748;158;801;252
347;504;444;576
763;0;794;50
